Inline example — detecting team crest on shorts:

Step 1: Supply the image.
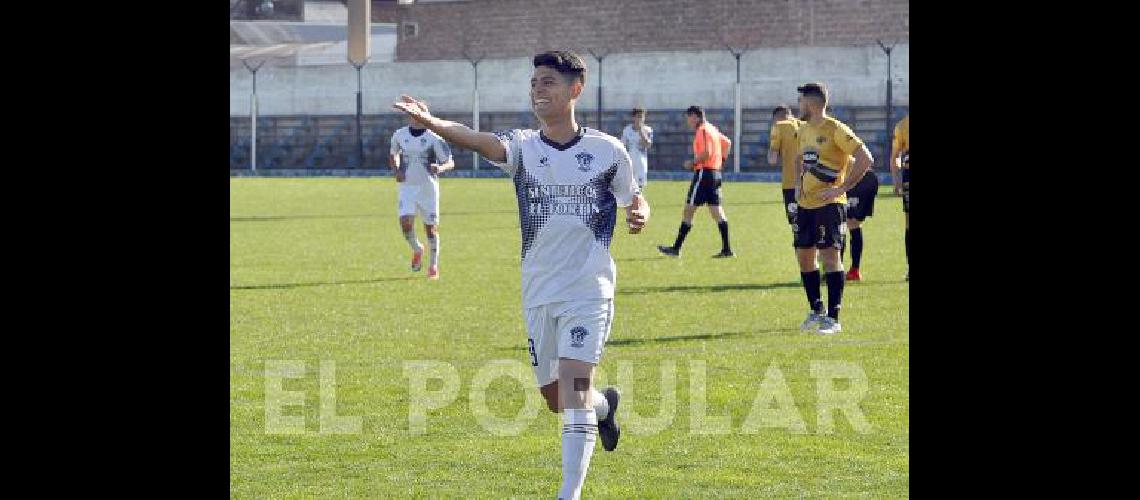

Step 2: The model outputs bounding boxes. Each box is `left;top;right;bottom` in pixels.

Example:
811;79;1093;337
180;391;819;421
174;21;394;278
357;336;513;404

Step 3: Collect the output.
569;326;589;348
574;151;594;172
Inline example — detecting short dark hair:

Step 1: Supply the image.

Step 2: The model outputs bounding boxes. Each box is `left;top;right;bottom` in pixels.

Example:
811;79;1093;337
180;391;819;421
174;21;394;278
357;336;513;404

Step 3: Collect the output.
772;105;791;118
631;107;646;116
797;82;828;105
685;106;704;119
533;51;586;84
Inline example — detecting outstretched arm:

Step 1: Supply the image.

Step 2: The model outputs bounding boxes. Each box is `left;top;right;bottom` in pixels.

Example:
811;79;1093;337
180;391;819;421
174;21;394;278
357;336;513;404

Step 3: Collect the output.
392;95;507;163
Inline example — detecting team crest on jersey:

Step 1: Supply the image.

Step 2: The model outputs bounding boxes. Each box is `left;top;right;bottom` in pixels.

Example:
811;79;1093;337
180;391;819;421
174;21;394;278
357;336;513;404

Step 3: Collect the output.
816;136;827;144
574;151;594;172
420;138;427;146
569;326;589;348
538;156;550;167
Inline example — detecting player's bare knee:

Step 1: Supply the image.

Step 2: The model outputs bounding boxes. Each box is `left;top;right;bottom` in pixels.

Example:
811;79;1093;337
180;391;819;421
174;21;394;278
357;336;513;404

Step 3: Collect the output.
424;225;437;237
847;219;861;230
820;250;842;271
796;249;818;271
557;360;594;410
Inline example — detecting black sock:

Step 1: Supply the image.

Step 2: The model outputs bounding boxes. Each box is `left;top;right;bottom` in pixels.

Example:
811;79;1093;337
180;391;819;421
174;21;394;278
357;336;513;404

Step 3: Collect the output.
717;220;731;252
904;228;910;265
825;271;844;319
850;227;864;268
800;270;823;314
674;221;692;250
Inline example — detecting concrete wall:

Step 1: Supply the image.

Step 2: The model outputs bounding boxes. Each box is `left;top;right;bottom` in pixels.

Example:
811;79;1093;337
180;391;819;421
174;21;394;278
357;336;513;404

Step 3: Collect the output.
231;43;908;115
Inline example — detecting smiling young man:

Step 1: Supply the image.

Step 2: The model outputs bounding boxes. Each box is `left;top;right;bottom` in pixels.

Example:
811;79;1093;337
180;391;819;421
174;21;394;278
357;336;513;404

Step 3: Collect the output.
392;50;649;500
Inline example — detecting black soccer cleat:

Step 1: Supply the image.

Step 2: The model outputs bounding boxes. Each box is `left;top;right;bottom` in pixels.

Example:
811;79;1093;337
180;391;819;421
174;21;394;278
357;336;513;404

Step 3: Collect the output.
657;245;680;257
712;249;735;258
598;387;621;452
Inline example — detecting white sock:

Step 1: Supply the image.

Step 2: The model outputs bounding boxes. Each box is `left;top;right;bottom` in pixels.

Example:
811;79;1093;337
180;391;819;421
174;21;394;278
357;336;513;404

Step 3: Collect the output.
558;408;597;500
403;230;422;253
427;234;439;266
591;388;610;421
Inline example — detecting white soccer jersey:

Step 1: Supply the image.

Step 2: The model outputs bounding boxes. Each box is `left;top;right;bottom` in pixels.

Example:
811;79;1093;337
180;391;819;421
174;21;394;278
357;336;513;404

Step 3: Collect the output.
390;127;452;186
620;124;653;184
490;127;640;309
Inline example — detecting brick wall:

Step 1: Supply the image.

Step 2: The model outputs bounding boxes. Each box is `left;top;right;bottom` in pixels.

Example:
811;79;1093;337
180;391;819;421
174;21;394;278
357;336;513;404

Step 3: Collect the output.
372;0;908;62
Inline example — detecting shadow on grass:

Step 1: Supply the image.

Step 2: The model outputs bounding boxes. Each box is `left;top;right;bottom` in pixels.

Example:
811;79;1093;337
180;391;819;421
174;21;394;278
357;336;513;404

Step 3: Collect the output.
618;281;802;295
230;214;378;222
230;276;419;290
231;210;517;223
614;256;668;262
619;279;906;295
496;328;793;351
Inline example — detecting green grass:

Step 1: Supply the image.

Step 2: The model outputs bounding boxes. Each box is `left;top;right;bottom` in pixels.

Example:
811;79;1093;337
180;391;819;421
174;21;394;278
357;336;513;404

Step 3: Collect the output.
230;177;909;498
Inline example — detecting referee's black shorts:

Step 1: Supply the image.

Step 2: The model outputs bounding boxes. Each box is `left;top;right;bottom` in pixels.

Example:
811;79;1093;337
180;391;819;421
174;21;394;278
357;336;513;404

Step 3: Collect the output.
685;169;722;206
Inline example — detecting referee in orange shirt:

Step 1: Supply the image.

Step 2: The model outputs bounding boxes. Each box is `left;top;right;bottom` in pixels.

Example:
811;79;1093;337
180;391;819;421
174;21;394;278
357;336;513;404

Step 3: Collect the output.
658;106;734;258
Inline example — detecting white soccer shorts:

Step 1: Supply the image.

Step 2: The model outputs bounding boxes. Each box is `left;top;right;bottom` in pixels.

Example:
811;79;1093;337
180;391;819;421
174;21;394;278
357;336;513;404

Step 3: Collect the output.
524;299;614;387
397;183;440;225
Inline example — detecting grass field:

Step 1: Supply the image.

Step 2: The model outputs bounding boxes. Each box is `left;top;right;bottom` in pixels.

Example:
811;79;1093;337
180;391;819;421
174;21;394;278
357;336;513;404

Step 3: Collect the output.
229;177;909;498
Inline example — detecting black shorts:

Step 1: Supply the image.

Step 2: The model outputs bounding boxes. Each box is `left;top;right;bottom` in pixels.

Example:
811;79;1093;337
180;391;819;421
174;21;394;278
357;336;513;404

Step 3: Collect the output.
901;168;910;213
845;172;879;221
793;202;847;250
782;189;797;224
685;169;722;206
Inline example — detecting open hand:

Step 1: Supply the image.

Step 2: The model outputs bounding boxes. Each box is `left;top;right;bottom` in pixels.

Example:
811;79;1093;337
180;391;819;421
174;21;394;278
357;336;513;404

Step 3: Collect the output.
391;95;433;128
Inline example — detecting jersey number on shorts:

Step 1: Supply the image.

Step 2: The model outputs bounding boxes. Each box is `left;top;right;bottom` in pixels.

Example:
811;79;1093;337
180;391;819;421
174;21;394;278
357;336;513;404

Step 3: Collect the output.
527;339;538;366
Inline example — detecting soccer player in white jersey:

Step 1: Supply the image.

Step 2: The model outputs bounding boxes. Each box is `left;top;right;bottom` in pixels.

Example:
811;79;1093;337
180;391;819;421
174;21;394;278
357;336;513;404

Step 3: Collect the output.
389;109;454;280
620;107;653;189
393;50;650;500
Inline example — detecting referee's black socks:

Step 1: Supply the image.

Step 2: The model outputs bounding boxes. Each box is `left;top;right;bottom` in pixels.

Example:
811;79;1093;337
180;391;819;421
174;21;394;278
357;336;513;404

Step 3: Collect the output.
673;221;692;250
717;220;731;253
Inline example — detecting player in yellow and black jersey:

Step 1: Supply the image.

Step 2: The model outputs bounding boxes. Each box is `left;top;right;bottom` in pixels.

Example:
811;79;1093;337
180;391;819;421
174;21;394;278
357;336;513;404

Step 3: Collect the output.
890;113;909;280
767;105;802;226
792;82;874;335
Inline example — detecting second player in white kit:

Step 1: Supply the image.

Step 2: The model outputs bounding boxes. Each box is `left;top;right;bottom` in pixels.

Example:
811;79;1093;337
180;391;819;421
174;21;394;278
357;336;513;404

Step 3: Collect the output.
620;108;653;189
389;114;453;280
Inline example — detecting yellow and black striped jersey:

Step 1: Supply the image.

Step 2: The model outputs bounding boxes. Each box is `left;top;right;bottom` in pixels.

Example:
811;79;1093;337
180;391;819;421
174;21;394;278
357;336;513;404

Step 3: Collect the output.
797;116;864;210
